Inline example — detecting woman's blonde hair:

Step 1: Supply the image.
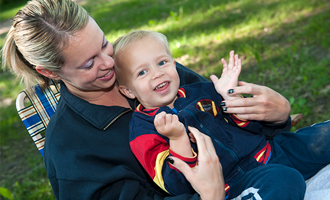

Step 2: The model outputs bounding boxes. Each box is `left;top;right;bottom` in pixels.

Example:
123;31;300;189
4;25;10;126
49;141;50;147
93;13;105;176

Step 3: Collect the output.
113;30;173;85
1;0;89;91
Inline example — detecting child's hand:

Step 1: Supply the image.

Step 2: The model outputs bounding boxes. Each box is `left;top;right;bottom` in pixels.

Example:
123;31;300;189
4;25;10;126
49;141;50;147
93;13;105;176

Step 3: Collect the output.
154;111;186;140
210;50;242;101
155;112;193;157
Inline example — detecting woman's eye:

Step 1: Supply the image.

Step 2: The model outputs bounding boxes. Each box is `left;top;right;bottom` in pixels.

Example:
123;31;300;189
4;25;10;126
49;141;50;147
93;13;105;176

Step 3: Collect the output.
83;59;94;69
158;61;166;66
138;70;147;76
102;38;108;48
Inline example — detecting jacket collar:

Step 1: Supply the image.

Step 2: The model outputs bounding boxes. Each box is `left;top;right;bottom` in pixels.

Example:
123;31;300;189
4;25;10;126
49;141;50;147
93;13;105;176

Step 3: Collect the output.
59;82;135;130
135;87;187;115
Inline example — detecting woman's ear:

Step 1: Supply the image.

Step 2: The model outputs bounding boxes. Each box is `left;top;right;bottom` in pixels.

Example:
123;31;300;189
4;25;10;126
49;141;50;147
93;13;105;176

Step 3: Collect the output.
35;66;60;80
119;85;136;99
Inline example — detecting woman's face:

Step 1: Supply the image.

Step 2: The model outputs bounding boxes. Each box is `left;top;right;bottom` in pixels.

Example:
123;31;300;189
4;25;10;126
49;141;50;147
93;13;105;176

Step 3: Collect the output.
57;17;116;96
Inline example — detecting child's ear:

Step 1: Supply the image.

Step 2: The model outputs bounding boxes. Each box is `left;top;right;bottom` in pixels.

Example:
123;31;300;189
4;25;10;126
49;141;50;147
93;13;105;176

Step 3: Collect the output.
119;85;136;99
35;66;60;80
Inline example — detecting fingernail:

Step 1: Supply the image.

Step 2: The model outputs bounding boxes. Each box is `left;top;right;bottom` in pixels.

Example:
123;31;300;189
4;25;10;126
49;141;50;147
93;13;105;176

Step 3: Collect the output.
228;89;234;94
220;102;226;106
166;157;174;164
223;107;227;111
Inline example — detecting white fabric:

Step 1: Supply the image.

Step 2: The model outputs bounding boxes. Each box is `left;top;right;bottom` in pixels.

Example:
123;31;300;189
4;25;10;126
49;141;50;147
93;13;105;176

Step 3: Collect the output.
305;164;330;200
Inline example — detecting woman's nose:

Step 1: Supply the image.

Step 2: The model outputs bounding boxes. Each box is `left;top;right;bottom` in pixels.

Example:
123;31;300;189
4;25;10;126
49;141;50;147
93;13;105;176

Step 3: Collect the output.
100;53;114;69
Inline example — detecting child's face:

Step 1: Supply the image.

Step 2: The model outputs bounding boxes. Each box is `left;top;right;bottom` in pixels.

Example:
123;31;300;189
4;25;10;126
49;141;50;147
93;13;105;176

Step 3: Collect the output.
118;37;180;109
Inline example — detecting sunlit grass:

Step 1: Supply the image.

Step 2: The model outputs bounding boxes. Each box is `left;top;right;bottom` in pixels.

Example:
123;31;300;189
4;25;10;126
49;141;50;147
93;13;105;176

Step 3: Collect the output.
0;0;27;21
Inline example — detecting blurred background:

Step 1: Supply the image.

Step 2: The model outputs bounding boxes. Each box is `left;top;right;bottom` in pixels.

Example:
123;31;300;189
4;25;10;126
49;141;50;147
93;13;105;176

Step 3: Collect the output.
1;0;329;199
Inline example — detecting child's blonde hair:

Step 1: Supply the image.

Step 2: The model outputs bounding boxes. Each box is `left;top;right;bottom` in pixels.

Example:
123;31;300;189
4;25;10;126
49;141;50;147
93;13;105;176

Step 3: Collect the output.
113;30;173;85
1;0;89;92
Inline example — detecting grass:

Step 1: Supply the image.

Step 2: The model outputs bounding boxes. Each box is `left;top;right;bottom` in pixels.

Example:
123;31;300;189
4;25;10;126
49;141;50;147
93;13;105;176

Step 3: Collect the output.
0;0;27;21
1;0;330;198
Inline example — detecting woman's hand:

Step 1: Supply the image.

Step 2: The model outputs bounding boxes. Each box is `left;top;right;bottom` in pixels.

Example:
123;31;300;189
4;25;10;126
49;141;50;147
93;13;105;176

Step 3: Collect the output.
168;126;225;200
222;81;291;123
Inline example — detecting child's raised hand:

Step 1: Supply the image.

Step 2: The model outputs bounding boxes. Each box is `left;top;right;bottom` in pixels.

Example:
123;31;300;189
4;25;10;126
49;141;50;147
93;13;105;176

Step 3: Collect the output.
210;50;242;101
154;111;186;140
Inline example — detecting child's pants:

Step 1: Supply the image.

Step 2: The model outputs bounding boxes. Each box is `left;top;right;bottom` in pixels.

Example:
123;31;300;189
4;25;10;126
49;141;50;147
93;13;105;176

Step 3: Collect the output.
228;120;330;200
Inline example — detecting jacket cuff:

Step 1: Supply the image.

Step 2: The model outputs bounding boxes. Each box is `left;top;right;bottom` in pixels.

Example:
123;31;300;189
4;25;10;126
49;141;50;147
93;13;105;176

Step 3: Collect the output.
262;116;291;140
169;148;197;169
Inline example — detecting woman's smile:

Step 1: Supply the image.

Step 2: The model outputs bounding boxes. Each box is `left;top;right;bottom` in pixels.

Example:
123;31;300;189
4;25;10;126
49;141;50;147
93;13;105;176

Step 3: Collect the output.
98;69;114;81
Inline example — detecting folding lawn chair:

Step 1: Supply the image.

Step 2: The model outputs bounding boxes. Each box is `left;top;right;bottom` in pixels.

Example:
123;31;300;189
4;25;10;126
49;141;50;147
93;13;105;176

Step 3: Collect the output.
15;80;61;158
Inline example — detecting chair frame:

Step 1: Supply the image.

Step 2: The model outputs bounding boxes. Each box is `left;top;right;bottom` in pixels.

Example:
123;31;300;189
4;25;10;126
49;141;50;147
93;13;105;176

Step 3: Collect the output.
16;80;60;157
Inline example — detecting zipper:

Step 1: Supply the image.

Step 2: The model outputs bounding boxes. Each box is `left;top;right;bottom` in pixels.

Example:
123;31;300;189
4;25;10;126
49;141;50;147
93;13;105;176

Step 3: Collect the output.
103;109;132;130
183;108;239;162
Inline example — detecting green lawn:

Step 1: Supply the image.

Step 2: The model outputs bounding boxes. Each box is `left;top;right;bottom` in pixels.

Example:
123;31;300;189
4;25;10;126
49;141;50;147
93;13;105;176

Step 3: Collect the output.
1;0;330;199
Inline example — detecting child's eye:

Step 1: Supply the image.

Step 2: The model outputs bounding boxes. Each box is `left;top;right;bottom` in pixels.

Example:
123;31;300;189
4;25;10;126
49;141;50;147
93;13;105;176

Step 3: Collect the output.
138;70;147;76
158;61;166;66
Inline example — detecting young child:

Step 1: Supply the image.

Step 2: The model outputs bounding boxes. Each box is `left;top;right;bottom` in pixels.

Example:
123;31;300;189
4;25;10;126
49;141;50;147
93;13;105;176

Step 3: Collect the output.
113;30;269;196
113;30;330;197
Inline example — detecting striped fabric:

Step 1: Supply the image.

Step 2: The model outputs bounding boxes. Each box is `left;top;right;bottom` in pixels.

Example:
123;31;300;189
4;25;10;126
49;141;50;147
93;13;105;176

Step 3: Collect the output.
17;81;60;158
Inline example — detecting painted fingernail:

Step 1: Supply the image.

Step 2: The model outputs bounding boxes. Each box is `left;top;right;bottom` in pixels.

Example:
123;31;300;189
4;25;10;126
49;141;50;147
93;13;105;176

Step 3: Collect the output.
223;107;227;111
166;157;174;164
228;89;234;94
220;102;226;106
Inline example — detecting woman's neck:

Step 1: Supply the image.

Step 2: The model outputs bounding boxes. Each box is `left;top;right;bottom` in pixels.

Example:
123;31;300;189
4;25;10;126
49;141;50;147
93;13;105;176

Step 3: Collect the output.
68;84;131;108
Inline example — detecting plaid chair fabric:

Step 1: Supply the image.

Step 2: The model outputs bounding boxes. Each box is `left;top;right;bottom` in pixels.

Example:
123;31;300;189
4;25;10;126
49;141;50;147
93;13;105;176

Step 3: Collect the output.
16;80;60;158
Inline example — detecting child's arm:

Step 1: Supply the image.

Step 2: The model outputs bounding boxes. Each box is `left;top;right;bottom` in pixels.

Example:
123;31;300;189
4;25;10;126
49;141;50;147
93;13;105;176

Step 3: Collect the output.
154;111;193;158
129;111;195;195
210;50;242;101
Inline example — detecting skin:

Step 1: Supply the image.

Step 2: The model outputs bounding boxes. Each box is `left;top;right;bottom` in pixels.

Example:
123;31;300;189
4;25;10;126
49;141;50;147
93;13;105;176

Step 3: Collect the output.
223;81;291;123
211;50;242;101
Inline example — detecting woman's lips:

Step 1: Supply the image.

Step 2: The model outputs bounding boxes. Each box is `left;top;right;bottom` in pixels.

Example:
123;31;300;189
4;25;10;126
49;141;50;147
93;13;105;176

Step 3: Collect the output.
98;69;114;81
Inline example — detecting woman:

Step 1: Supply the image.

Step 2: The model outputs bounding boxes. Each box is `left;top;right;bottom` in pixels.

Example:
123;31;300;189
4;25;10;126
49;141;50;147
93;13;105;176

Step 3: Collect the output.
2;0;304;199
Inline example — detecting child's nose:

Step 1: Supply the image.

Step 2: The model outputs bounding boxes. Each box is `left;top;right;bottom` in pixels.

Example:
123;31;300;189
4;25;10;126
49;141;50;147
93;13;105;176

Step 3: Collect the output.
152;69;165;79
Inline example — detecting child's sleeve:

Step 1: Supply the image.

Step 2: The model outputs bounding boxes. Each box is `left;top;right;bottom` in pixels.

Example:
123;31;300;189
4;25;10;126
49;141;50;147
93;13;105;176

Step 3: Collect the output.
129;112;196;195
227;113;263;134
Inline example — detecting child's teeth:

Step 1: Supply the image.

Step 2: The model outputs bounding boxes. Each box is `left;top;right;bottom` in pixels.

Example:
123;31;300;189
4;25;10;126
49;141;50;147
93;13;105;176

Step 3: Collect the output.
156;82;167;89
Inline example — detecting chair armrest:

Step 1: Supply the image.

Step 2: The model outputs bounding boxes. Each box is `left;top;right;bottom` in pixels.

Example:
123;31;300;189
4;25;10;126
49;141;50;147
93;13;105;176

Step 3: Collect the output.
290;113;303;127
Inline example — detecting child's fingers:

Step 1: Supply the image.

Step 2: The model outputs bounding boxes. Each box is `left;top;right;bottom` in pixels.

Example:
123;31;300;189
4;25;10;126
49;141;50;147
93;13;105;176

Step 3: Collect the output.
228;50;235;68
221;58;227;68
171;114;180;123
165;113;172;124
210;74;219;84
154;111;166;126
234;54;238;67
237;59;242;72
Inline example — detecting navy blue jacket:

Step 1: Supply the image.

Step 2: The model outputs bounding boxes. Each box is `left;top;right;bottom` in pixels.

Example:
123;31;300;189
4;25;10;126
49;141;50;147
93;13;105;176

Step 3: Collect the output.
130;82;271;195
44;63;291;199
